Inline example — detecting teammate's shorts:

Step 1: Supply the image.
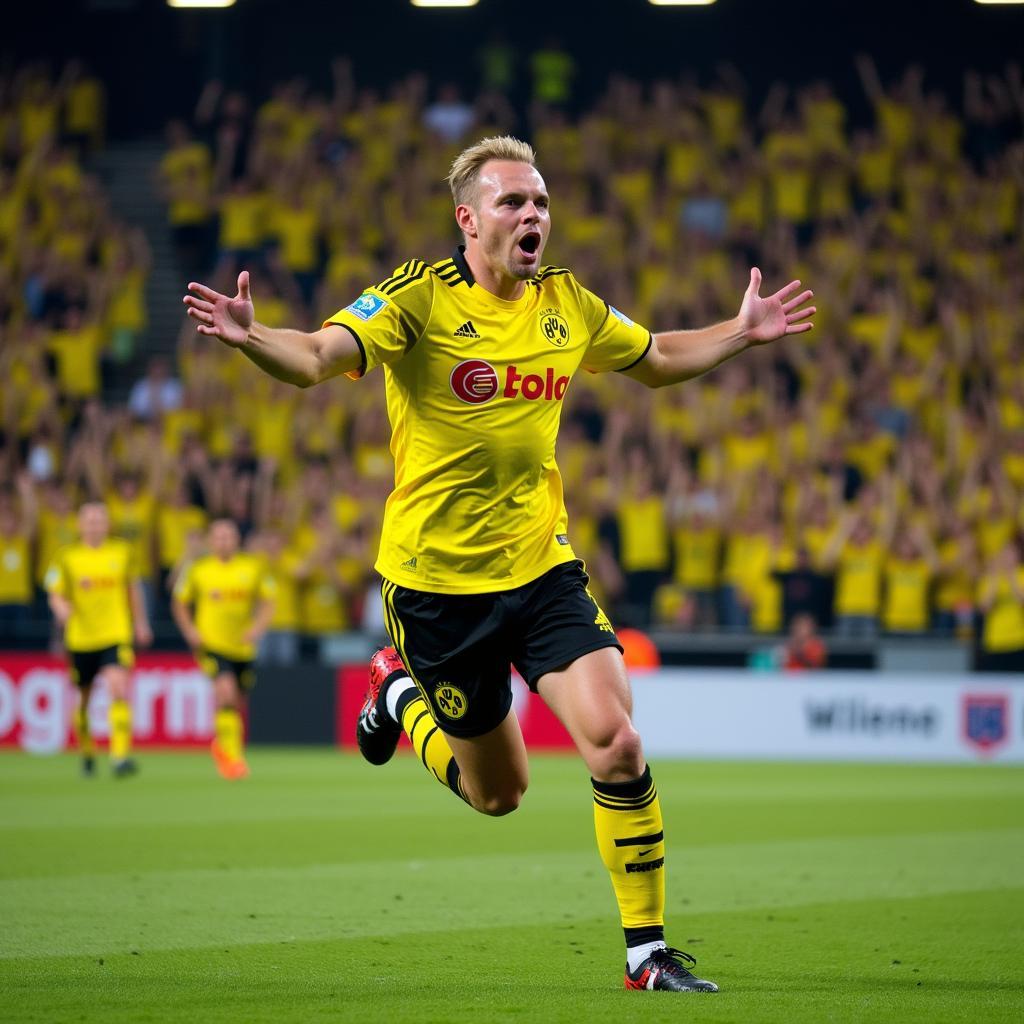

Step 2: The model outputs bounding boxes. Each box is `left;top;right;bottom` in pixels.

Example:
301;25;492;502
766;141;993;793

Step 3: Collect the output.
69;644;134;688
199;649;256;691
381;560;622;739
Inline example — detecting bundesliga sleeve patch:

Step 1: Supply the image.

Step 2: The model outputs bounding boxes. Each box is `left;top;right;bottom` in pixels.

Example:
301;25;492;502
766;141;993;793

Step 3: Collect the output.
609;306;635;328
345;293;388;321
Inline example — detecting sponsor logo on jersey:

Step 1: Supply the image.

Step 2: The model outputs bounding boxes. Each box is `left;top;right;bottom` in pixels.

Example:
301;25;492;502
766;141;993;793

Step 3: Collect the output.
539;308;570;347
434;683;468;720
503;365;570;400
609;305;635;328
450;361;570;403
400;556;418;571
345;293;388;321
453;320;481;339
450;359;500;404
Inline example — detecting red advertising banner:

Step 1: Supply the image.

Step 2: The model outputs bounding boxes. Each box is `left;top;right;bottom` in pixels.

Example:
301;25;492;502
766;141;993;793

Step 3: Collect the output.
0;654;214;754
336;666;575;749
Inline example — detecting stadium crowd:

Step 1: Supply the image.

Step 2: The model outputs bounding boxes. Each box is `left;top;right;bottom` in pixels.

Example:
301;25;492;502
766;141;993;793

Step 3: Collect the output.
2;55;1024;668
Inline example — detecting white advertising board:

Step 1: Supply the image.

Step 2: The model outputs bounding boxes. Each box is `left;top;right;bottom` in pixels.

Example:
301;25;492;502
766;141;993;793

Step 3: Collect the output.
632;670;1024;763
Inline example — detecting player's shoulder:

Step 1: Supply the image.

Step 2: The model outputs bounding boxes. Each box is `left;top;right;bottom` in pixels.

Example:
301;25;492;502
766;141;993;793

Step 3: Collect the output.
532;264;575;286
371;258;439;299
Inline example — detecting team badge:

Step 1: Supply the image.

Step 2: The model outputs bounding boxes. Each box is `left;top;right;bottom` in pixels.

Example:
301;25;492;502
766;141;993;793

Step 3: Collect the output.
609;306;635;328
450;359;499;404
345;293;388;321
963;694;1008;753
435;684;468;720
539;308;570;347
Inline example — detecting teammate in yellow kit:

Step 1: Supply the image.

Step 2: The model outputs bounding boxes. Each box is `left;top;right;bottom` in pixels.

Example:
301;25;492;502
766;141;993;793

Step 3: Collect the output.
184;136;814;992
45;502;152;777
171;519;275;779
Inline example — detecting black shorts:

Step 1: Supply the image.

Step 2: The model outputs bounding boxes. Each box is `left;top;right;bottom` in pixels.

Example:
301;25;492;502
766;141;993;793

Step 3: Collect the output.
69;644;134;688
381;560;621;739
199;649;256;691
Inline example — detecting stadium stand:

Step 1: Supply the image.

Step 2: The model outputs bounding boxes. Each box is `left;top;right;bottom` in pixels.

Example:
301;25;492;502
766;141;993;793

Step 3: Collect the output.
2;55;1023;669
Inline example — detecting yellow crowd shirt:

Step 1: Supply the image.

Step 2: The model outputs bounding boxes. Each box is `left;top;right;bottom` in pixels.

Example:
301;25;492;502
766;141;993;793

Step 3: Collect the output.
45;539;136;651
0;533;32;604
835;540;885;617
882;557;932;633
324;249;651;594
979;570;1024;653
174;554;276;661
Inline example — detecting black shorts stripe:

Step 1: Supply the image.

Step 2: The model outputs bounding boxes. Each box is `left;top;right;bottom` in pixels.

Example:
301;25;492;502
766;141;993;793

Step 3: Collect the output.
614;830;665;848
382;580;432;708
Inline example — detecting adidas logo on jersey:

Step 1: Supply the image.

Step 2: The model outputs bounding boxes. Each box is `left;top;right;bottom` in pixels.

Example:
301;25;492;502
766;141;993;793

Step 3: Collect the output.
400;556;418;571
453;321;481;339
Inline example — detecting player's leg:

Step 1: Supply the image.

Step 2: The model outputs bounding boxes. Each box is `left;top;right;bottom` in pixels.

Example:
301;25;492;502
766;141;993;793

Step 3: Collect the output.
537;647;716;992
359;646;529;815
73;667;96;777
102;647;137;777
212;669;248;779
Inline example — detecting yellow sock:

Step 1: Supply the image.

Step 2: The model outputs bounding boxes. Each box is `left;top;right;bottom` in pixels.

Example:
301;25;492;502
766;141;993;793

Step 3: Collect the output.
75;705;94;757
399;691;468;802
215;708;244;762
592;766;666;944
108;699;133;761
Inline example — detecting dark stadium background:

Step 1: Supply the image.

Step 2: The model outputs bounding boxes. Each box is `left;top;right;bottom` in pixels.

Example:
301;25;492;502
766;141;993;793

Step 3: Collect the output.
7;0;1022;138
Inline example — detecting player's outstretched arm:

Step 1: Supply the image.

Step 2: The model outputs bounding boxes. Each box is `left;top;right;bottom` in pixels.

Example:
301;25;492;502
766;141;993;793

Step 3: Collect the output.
183;271;362;387
625;268;814;389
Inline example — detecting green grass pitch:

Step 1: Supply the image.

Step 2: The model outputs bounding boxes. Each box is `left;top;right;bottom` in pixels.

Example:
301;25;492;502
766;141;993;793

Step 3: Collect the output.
1;750;1022;1023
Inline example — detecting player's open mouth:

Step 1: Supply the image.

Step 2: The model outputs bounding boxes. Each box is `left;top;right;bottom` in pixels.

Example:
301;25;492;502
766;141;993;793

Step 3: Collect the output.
518;232;541;258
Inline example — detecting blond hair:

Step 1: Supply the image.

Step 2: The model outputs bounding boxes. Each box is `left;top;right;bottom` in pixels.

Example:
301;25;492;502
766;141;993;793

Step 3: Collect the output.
447;136;537;208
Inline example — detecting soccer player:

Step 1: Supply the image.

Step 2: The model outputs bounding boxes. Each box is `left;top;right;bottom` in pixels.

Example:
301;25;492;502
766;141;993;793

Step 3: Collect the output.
45;502;152;777
184;136;814;992
171;519;275;779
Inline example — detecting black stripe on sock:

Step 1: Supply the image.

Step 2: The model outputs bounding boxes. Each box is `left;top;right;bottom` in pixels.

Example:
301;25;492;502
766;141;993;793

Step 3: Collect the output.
624;925;665;948
393;683;418;722
407;708;431;742
594;792;658;812
418;726;439;769
614;830;664;848
446;756;470;803
591;765;653;800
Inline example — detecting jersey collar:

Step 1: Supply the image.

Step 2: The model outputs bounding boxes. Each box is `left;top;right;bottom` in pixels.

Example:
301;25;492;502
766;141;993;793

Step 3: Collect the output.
452;245;475;287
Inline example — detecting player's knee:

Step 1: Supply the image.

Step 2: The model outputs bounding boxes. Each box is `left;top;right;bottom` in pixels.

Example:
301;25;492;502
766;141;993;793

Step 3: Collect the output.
473;781;527;817
589;721;644;779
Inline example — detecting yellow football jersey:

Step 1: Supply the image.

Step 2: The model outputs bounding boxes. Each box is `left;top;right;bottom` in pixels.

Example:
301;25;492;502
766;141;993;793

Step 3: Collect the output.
174;554;276;661
45;539;137;652
325;248;651;594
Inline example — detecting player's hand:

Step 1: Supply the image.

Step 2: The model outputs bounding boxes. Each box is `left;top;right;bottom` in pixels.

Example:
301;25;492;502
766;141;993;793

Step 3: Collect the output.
738;268;815;347
135;622;154;649
183;271;254;348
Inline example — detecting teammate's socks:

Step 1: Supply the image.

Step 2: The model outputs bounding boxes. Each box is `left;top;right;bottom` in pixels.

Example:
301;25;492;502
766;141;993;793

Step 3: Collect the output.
215;707;244;762
108;699;133;761
75;705;94;757
592;766;667;951
396;686;469;803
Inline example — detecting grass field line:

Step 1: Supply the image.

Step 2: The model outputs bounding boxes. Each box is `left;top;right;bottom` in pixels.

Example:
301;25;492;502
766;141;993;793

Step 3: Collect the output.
3;827;1021;959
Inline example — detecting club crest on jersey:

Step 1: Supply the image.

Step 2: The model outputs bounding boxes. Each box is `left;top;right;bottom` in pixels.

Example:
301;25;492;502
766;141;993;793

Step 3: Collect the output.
450;359;499;404
539;308;570;347
435;684;468;720
609;306;635;328
345;293;388;321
